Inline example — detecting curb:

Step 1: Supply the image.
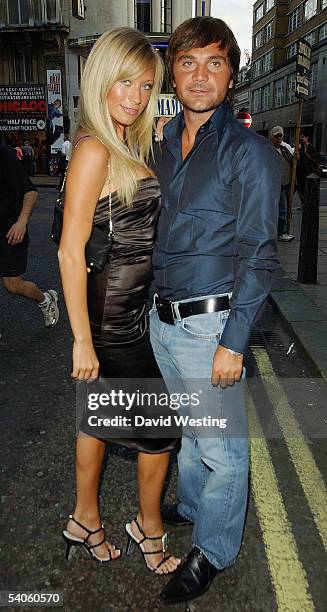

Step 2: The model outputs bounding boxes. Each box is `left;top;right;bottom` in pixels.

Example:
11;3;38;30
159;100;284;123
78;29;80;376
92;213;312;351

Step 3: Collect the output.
269;273;327;378
34;183;59;189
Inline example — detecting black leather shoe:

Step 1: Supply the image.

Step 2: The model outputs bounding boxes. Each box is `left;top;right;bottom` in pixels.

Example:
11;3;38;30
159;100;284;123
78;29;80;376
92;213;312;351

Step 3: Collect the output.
161;504;193;527
160;547;219;604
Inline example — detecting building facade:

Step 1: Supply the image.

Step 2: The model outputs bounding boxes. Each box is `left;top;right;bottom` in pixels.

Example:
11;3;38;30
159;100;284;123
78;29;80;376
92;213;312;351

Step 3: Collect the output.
249;0;327;152
0;0;211;158
234;66;251;115
0;0;69;158
65;0;211;130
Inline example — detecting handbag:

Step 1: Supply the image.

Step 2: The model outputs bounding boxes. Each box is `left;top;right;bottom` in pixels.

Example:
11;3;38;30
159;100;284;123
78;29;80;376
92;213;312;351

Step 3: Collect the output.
51;158;114;273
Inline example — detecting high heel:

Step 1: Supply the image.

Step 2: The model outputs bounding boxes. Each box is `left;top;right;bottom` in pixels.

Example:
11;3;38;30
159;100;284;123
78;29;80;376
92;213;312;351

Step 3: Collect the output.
62;514;120;563
125;533;136;556
125;517;176;574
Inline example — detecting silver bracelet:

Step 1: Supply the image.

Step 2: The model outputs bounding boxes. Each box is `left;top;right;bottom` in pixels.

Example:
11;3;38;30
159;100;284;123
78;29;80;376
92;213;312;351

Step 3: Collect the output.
226;348;243;357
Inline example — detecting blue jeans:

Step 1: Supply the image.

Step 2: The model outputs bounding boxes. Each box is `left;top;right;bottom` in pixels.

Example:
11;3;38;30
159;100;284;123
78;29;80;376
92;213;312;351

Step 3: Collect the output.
149;297;249;570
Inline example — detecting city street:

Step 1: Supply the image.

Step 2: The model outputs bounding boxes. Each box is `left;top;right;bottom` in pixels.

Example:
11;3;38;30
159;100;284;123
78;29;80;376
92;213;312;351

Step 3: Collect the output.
1;188;327;612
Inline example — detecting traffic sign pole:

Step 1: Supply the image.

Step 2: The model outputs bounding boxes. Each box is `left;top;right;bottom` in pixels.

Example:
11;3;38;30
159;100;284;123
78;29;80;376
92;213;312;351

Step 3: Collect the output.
288;98;303;232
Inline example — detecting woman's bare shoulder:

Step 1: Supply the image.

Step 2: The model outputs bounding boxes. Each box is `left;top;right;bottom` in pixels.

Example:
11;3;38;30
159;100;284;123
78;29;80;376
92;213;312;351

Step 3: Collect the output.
72;131;108;163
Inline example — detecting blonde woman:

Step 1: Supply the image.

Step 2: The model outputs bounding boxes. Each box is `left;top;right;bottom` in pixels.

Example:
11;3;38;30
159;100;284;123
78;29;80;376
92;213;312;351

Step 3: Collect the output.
59;28;180;574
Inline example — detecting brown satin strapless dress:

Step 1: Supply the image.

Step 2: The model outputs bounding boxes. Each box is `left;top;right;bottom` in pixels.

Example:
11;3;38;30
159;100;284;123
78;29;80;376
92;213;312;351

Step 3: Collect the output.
87;176;160;347
83;176;180;453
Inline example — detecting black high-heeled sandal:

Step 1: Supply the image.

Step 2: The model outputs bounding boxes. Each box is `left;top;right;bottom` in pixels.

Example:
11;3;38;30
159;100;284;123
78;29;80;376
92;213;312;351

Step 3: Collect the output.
62;514;120;563
125;517;176;574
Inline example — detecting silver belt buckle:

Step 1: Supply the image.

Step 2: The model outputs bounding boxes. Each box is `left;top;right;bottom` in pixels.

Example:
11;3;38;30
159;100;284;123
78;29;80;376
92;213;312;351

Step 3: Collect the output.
172;301;181;321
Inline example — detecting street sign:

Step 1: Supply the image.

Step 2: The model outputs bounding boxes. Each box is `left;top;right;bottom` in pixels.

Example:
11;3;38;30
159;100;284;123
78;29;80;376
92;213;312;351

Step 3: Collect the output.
236;111;252;128
296;39;312;99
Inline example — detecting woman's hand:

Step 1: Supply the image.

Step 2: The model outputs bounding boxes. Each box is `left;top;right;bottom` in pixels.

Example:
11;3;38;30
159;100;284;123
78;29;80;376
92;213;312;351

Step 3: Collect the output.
154;116;171;142
72;339;99;380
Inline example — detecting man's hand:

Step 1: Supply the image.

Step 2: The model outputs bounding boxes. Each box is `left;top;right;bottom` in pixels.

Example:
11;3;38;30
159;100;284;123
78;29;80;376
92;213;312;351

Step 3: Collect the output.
211;345;243;388
6;220;27;245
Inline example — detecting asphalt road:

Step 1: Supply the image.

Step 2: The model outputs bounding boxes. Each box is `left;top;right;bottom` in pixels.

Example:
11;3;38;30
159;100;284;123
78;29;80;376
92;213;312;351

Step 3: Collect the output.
0;189;326;612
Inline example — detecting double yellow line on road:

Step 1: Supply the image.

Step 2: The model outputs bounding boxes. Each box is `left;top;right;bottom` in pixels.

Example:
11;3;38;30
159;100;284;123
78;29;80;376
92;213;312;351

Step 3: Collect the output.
248;347;327;611
254;347;327;552
248;393;314;611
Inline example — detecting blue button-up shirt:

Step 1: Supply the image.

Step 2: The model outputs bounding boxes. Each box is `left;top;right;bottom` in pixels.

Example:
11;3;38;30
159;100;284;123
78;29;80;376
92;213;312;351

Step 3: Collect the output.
152;102;281;354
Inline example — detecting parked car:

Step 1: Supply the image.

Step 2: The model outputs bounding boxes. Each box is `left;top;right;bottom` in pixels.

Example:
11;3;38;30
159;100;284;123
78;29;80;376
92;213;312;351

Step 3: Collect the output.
316;153;327;176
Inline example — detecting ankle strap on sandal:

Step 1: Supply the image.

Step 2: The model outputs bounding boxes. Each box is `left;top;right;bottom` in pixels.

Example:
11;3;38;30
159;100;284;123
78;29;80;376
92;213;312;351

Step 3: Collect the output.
69;515;104;543
134;518;168;553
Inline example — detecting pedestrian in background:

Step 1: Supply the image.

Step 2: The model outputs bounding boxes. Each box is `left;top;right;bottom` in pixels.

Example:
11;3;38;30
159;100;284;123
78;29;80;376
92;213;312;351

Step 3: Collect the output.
21;140;34;176
58;133;72;191
0;146;59;327
297;130;321;204
270;126;295;241
15;142;23;161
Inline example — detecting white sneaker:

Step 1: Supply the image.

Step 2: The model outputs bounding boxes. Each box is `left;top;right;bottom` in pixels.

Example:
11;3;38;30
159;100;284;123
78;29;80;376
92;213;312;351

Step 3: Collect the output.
39;289;59;327
278;233;295;242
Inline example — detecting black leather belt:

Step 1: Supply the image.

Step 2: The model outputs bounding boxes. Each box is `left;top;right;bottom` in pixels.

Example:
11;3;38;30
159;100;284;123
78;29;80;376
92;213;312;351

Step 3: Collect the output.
154;295;230;325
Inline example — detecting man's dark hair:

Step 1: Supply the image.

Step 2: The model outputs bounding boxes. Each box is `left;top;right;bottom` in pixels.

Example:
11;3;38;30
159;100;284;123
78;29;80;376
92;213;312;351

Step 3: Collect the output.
300;130;310;139
166;17;241;105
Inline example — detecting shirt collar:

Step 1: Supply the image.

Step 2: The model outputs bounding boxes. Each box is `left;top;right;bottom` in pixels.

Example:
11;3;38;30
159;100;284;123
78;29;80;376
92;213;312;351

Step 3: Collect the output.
163;100;232;144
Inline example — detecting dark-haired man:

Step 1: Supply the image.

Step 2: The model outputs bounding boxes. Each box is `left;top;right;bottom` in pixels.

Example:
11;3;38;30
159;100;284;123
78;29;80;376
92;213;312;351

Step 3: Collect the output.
150;17;281;604
297;130;320;203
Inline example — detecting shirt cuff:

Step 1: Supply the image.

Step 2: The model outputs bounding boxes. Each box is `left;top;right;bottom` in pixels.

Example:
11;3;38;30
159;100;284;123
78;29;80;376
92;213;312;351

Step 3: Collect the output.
219;313;251;354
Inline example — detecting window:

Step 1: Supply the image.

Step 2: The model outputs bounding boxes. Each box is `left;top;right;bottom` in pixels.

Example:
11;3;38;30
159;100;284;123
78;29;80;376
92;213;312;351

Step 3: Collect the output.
252;89;262;113
255;30;263;49
1;0;60;25
266;0;274;10
14;48;33;82
287;42;297;58
134;0;152;32
8;0;29;24
255;4;264;22
265;21;273;41
46;0;58;22
253;59;262;77
309;63;318;97
274;78;285;107
72;0;85;19
263;50;273;71
319;23;327;40
304;0;317;21
304;30;316;45
262;84;271;110
289;7;301;32
287;73;296;104
160;0;172;33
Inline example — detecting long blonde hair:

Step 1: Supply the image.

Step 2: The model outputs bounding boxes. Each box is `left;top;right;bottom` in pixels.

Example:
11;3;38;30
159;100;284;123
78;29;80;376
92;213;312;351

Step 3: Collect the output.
77;28;163;206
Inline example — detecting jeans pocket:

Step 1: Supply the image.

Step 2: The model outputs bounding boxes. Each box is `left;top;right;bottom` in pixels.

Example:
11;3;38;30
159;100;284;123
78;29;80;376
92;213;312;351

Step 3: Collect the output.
181;312;222;339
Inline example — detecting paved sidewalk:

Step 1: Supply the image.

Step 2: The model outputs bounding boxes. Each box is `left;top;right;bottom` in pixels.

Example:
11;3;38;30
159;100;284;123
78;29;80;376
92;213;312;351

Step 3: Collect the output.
270;207;327;376
33;174;59;188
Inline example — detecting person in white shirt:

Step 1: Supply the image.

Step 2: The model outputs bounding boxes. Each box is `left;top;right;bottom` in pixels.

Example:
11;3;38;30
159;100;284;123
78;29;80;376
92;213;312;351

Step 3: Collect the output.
61;134;72;161
58;134;72;190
